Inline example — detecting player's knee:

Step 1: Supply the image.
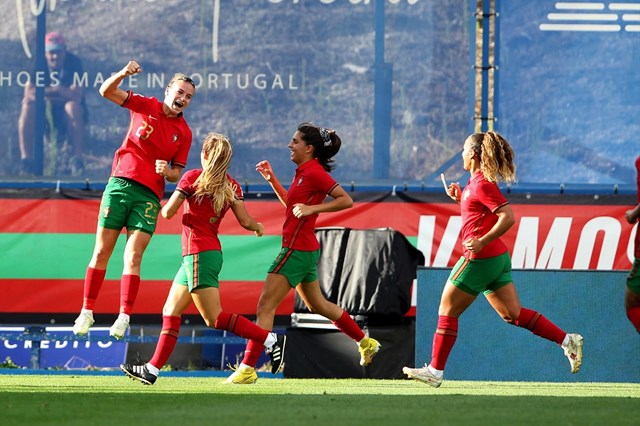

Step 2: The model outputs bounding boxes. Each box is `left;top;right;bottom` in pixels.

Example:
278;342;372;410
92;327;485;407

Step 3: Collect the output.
255;303;277;318
501;312;519;325
503;316;517;325
161;305;178;317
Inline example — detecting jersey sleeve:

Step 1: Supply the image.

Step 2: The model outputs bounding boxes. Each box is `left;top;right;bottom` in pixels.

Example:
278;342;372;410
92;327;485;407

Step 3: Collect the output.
227;175;245;201
314;167;339;195
122;92;158;115
176;169;199;197
476;179;508;212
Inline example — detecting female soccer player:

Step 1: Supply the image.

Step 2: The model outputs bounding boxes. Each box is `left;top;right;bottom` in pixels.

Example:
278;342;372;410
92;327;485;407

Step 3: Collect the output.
225;123;380;384
624;155;640;333
120;133;286;384
72;61;195;339
403;131;584;387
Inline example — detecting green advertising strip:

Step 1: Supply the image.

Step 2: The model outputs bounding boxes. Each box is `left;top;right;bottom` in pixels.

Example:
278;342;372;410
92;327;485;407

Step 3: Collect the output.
0;234;281;281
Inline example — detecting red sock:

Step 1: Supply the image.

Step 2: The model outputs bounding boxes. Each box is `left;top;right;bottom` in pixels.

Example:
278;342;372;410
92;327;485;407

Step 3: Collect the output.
82;267;106;310
241;339;264;368
430;315;458;370
332;310;366;342
149;315;181;369
119;274;140;315
626;306;640;333
515;307;565;345
215;311;269;343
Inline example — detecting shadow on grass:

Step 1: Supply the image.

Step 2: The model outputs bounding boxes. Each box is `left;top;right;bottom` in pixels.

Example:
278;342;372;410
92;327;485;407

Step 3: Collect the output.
3;393;638;426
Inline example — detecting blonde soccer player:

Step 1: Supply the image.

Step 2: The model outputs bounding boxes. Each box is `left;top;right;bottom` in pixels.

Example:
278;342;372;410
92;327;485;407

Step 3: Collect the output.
403;131;584;387
120;133;286;385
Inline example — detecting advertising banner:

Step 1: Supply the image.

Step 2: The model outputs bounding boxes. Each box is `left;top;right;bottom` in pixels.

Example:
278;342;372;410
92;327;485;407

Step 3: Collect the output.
0;326;128;369
0;191;635;318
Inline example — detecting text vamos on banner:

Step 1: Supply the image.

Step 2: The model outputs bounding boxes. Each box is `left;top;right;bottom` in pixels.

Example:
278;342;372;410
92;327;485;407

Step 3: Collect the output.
418;213;637;270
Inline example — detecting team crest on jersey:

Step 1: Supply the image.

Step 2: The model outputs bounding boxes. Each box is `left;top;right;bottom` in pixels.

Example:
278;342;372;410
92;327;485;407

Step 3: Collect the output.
463;189;471;200
172;134;178;143
102;207;110;218
298;177;304;186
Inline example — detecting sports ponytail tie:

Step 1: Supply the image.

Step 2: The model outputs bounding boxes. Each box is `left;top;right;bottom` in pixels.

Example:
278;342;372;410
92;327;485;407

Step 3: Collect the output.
319;128;332;146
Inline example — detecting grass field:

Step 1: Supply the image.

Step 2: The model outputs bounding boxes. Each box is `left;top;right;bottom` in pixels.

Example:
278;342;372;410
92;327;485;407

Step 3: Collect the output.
1;374;639;426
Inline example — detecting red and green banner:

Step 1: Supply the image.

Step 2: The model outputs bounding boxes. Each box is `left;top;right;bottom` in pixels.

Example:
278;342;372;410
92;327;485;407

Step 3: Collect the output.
0;191;636;316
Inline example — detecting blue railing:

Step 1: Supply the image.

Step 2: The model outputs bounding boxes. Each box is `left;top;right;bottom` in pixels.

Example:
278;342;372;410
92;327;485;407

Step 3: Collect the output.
0;179;635;196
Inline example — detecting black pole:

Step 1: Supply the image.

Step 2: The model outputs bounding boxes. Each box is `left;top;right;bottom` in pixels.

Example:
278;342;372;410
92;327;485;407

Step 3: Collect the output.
33;7;47;176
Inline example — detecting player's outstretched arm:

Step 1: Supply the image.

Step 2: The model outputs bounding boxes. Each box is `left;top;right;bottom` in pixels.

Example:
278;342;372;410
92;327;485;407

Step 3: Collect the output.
256;160;287;207
99;60;142;105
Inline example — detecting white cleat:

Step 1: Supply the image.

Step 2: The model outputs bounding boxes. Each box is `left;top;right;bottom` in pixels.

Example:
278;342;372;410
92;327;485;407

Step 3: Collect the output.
563;333;584;374
403;365;443;388
72;311;95;335
109;315;130;340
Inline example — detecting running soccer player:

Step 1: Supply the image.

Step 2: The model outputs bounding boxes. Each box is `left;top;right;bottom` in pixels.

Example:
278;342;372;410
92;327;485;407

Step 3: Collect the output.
624;155;640;333
72;60;195;339
225;123;381;384
120;133;286;384
403;131;584;387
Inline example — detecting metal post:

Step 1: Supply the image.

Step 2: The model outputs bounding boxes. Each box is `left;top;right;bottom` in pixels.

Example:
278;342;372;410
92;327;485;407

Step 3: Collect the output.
494;0;501;132
25;326;46;369
373;0;392;179
33;6;47;176
480;0;491;132
468;0;478;134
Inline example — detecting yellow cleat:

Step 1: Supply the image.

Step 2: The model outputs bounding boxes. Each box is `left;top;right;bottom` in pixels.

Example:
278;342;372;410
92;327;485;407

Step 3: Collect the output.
358;337;381;366
223;365;258;384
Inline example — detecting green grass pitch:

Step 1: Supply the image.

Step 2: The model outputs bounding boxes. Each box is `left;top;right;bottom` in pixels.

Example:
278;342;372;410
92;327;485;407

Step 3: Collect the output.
1;374;639;426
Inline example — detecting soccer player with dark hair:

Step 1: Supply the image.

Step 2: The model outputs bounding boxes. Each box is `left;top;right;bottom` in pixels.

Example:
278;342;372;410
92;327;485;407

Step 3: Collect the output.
225;123;380;384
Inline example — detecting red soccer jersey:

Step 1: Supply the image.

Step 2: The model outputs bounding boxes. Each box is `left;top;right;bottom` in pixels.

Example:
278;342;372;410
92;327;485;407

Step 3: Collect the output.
282;158;339;251
176;170;243;256
635;156;640;258
460;171;510;259
111;91;192;200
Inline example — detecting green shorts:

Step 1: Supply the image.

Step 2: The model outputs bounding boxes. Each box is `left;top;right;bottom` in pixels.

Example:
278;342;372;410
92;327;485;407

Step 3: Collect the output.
627;258;640;294
98;177;160;235
174;250;223;292
448;252;513;296
267;247;320;288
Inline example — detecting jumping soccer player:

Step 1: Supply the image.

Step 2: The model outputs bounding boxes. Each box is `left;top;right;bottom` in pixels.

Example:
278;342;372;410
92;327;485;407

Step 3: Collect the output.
72;60;195;339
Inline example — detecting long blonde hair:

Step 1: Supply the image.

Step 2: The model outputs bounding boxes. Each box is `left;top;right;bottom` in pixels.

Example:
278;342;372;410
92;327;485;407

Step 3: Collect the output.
193;132;237;213
467;131;517;184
